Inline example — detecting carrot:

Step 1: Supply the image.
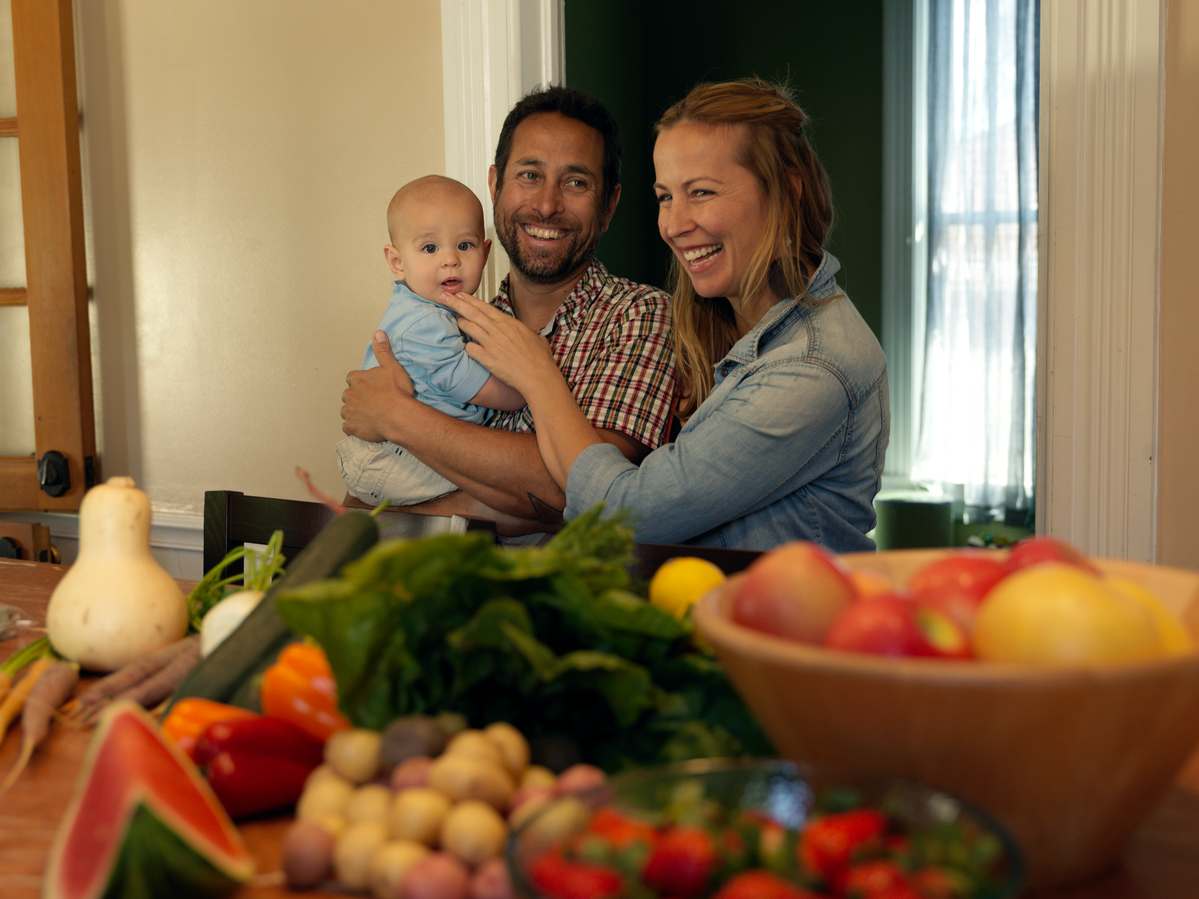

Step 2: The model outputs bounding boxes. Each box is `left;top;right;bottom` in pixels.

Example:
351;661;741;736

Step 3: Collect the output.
0;655;55;742
67;635;201;723
0;660;79;795
81;634;202;724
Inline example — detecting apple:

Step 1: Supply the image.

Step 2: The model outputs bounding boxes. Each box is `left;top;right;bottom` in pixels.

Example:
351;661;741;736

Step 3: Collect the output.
1004;536;1100;576
849;568;896;600
824;594;926;656
906;552;1007;599
730;541;856;644
825;593;972;659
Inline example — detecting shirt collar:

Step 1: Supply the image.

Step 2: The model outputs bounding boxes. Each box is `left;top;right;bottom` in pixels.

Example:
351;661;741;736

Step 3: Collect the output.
724;251;841;364
494;259;607;336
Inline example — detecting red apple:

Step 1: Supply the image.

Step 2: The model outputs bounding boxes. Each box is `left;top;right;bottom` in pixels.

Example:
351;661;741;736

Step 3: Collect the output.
905;552;1007;599
849;568;896;600
825;593;972;659
1004;536;1099;576
731;541;856;644
824;594;926;656
911;582;984;634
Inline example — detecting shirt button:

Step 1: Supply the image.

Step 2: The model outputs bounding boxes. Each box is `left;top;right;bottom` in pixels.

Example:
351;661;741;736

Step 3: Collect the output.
719;365;730;377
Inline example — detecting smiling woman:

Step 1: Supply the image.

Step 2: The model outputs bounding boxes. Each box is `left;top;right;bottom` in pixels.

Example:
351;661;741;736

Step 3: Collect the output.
445;79;889;553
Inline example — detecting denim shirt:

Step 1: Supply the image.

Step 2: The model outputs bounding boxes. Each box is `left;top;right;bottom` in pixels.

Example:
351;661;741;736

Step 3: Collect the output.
564;252;889;553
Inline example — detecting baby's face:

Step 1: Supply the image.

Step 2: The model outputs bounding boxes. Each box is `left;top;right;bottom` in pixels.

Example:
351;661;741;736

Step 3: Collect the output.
392;195;489;302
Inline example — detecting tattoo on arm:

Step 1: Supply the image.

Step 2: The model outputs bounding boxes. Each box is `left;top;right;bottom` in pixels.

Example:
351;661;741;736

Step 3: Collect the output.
527;493;564;521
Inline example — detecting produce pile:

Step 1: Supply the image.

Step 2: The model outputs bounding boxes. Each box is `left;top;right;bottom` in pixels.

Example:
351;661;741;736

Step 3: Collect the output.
272;507;773;772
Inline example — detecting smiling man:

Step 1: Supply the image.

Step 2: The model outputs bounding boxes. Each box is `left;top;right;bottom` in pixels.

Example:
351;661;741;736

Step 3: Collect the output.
340;86;676;538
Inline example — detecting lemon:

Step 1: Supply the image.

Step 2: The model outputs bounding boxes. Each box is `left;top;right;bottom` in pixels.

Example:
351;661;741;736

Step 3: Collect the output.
649;557;727;619
1107;577;1195;656
973;563;1163;665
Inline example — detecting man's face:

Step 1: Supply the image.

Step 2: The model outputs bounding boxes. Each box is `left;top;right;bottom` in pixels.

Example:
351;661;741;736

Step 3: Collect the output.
489;112;620;286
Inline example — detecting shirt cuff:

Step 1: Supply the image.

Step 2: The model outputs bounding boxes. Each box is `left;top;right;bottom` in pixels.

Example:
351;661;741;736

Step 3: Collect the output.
564;442;633;520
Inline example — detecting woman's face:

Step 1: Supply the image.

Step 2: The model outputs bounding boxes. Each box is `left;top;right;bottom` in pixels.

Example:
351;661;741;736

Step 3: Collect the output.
653;121;772;315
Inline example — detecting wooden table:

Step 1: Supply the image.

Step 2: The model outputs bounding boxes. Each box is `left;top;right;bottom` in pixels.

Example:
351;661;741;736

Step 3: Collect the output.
3;557;1199;899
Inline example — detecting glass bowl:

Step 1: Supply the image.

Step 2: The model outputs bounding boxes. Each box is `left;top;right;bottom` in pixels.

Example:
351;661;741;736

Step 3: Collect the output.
507;757;1024;899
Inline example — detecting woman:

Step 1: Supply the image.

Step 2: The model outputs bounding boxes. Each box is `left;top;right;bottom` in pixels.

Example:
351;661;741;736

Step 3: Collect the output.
446;79;889;552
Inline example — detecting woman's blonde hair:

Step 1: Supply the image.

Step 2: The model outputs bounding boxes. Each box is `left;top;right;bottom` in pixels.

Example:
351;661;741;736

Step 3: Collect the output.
655;79;834;416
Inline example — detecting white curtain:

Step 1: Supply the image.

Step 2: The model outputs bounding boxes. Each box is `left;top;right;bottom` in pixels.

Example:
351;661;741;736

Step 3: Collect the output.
911;0;1039;520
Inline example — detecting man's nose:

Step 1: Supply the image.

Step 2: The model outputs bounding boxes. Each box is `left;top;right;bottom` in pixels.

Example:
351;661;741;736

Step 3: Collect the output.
531;180;565;217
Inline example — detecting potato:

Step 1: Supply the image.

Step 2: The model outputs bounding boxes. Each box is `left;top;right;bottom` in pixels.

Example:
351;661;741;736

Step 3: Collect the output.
401;851;470;899
334;820;389;890
518;765;556;791
482;722;530;777
389;786;453;845
296;773;355;822
428;754;516;811
440;800;508;867
390;756;434;791
436;711;469;737
281;820;335;890
468;856;514;899
553;763;606;796
346;783;394;824
380;716;451;770
368;839;430;899
444;730;504;766
326;728;384;784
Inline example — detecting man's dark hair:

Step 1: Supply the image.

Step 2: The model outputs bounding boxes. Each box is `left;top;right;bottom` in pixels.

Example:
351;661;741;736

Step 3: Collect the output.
493;85;622;213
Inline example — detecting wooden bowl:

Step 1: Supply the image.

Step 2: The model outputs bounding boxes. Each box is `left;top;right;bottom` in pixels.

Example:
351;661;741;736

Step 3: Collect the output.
692;549;1199;888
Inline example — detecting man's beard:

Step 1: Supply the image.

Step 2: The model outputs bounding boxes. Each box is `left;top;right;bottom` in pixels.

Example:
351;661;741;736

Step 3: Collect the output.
496;215;600;284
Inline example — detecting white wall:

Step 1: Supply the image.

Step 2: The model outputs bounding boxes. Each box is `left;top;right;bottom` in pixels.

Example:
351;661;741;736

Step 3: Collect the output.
74;0;445;517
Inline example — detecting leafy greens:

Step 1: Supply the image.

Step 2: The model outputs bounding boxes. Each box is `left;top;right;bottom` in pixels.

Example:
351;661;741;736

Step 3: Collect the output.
273;506;773;772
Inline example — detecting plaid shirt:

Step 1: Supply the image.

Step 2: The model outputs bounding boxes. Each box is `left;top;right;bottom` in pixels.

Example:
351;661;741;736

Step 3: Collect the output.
486;260;676;450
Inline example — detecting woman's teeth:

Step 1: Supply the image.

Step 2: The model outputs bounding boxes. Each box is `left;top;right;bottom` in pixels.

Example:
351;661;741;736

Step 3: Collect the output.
683;245;722;263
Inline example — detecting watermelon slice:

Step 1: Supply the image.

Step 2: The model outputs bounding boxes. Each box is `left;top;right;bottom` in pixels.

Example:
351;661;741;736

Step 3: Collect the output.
43;700;255;899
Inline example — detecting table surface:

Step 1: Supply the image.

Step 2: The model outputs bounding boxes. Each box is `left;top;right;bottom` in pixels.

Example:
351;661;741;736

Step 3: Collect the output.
3;557;1199;899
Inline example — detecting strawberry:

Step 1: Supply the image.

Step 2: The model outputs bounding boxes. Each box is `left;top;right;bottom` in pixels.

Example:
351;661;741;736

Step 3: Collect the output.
843;859;908;897
711;868;823;899
586;806;658;851
530;848;623;899
798;809;888;891
641;825;720;898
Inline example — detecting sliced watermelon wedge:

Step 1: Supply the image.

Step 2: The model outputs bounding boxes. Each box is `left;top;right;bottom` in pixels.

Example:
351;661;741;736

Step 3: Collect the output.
43;700;255;899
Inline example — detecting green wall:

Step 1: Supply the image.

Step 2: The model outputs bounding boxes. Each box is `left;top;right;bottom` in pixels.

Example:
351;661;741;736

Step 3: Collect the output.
564;0;884;338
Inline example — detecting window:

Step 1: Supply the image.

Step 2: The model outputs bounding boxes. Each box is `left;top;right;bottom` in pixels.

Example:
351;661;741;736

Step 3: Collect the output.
884;0;1039;523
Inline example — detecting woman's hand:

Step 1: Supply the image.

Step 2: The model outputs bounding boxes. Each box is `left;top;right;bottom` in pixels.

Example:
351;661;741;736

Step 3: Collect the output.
340;331;416;442
439;291;557;394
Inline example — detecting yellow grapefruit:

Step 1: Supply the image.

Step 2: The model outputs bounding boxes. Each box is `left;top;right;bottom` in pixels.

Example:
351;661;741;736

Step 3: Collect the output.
1106;576;1195;656
973;563;1163;665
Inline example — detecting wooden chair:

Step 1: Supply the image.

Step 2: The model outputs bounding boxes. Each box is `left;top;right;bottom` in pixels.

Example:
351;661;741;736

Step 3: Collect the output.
202;490;497;580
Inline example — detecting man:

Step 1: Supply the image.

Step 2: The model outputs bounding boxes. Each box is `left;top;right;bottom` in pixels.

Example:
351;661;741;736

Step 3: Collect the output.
340;86;675;537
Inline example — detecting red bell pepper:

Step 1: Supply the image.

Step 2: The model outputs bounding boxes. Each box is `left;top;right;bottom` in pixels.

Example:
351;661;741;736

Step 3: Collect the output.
205;751;317;820
196;715;325;819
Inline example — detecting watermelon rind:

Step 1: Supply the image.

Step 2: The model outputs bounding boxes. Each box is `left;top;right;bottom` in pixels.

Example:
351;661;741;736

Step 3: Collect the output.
42;700;255;899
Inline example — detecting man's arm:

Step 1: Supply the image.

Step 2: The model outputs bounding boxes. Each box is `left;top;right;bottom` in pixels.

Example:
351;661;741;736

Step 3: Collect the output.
341;333;648;521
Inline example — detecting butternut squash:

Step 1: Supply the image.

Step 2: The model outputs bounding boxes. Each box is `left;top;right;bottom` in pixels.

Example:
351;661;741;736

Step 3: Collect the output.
46;477;189;672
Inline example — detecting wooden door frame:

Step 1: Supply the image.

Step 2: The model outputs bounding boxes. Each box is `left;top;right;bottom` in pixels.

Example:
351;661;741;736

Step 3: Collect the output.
0;0;97;511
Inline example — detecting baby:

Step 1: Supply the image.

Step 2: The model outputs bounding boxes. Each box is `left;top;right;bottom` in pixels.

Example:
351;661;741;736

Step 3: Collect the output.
336;175;525;505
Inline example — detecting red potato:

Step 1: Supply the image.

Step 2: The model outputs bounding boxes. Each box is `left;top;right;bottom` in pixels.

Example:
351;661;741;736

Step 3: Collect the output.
281;819;335;889
469;856;514;899
553;764;606;796
402;852;470;899
390;756;434;790
731;542;856;644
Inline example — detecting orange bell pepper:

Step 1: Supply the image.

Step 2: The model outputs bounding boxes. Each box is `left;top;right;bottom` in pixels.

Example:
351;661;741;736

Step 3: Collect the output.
161;697;257;761
259;642;350;743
